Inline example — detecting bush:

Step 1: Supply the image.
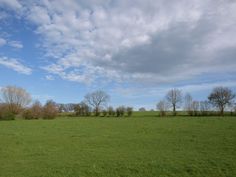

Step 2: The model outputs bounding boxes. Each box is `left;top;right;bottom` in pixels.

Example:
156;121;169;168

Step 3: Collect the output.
102;109;107;117
0;104;15;120
126;107;133;117
74;102;91;116
42;100;58;119
2;111;15;120
116;106;125;117
22;109;34;120
22;101;43;120
108;106;115;117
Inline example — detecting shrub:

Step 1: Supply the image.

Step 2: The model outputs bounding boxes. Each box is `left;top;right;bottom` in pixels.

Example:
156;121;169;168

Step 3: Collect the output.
22;109;34;120
74;102;91;116
108;106;115;117
2;111;15;120
42;100;58;119
126;107;133;117
102;109;107;117
31;101;43;119
22;101;43;120
116;106;125;117
0;104;15;120
156;100;168;117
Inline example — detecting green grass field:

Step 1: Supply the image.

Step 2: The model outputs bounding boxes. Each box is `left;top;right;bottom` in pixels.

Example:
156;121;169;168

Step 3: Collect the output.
0;114;235;177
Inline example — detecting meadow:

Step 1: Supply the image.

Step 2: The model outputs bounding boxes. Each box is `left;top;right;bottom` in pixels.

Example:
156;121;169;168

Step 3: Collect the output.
0;113;235;177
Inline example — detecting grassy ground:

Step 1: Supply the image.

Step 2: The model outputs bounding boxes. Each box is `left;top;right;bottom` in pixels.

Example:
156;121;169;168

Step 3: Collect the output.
0;113;235;177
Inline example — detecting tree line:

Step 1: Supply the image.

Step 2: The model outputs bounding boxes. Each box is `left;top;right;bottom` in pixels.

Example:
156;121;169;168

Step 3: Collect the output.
0;85;235;120
0;86;133;120
157;87;236;116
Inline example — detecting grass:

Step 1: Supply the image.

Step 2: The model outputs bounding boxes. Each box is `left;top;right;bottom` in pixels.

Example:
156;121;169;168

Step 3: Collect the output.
0;113;235;177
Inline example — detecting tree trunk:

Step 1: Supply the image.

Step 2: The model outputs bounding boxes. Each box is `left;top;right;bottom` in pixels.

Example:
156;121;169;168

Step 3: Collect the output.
220;106;224;116
173;104;176;116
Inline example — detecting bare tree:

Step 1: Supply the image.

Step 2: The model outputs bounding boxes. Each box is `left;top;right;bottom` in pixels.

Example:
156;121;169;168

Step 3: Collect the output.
157;100;168;117
234;104;236;116
192;101;200;116
184;93;193;116
200;101;211;116
208;86;235;116
166;88;182;116
84;90;110;116
0;86;31;114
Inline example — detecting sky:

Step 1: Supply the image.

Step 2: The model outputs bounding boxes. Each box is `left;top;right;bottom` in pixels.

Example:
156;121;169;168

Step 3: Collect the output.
0;0;236;110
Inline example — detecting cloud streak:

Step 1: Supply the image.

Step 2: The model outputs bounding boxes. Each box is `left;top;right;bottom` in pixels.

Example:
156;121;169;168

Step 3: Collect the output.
0;56;32;75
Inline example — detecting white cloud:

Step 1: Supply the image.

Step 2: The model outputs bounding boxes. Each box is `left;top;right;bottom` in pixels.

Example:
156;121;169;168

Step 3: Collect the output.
27;5;51;25
8;40;23;48
0;38;6;47
2;0;235;86
21;0;235;85
45;75;55;81
0;0;22;10
0;38;23;49
0;56;32;75
112;80;236;103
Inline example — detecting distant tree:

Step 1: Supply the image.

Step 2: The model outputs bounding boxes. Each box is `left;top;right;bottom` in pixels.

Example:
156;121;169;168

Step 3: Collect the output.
184;93;193;116
42;100;58;119
156;100;168;117
116;106;125;117
166;88;182;116
57;103;76;113
126;107;133;117
139;107;146;112
57;104;65;113
208;86;235;116
234;104;236;116
66;103;76;112
192;101;200;116
108;106;115;117
0;86;31;114
74;102;91;116
102;109;107;117
84;90;110;116
200;101;211;116
229;103;236;116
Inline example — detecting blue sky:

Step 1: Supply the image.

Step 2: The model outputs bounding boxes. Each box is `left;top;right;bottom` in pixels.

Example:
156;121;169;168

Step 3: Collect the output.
0;0;236;110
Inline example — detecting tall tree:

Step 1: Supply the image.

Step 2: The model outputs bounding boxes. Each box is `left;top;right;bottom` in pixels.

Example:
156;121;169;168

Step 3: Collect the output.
208;86;235;115
0;85;31;114
184;93;193;116
192;101;200;116
166;88;182;116
84;90;110;116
